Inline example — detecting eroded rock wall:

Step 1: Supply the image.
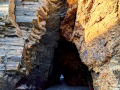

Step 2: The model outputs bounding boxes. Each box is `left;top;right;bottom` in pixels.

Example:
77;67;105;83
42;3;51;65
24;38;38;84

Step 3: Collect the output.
2;0;120;89
0;16;25;90
22;0;66;89
68;0;120;90
0;1;29;89
60;0;78;41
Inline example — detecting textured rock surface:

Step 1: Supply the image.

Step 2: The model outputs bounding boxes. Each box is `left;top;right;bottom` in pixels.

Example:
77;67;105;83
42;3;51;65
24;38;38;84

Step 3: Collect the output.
0;1;32;89
21;0;66;89
60;0;77;41
3;0;120;90
0;16;28;90
0;1;9;17
15;0;40;23
68;0;120;90
0;0;93;90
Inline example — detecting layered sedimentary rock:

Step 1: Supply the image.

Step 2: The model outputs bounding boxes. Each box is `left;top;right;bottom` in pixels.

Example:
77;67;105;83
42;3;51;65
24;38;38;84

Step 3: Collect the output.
0;1;9;17
0;0;67;89
0;0;33;90
0;0;93;90
65;0;120;90
2;0;120;90
0;11;28;90
21;0;66;89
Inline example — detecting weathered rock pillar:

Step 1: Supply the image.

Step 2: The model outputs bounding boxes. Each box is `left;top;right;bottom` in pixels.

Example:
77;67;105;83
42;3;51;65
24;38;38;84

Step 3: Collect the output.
22;0;66;89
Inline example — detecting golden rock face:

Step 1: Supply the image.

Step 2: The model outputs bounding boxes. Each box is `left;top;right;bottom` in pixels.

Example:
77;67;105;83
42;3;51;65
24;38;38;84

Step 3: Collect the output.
76;0;119;43
73;1;120;90
66;0;78;7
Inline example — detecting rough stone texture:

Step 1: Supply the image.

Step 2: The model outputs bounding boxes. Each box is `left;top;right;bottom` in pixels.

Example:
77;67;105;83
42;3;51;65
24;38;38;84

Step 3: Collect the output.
0;15;28;90
2;0;117;90
0;0;94;90
60;3;77;41
0;0;67;89
60;0;93;89
21;0;66;89
67;0;120;90
0;1;9;17
9;0;16;26
66;0;78;7
0;1;33;89
15;0;40;23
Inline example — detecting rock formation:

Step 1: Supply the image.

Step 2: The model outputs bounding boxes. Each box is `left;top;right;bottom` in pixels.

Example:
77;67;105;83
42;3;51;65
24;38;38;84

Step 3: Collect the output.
45;39;93;89
61;0;120;90
22;0;66;89
0;16;25;90
0;1;30;90
1;0;120;90
0;0;93;90
60;0;77;41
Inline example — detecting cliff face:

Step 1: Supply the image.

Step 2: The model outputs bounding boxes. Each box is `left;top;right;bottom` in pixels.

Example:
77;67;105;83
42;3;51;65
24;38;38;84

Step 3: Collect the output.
1;0;120;90
66;0;120;90
72;0;120;67
0;0;66;89
0;2;29;90
21;0;67;89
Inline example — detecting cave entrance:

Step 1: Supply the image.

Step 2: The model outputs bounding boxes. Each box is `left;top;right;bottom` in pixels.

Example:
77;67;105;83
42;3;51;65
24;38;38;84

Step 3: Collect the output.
15;38;93;90
15;37;94;90
45;38;93;90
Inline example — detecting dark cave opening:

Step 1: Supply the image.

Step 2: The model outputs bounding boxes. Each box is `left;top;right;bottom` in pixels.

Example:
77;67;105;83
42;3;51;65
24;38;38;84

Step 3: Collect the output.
15;37;93;90
45;38;94;90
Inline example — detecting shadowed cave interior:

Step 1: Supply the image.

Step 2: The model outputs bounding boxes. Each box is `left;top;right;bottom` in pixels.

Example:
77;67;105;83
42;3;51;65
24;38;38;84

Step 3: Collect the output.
15;36;93;90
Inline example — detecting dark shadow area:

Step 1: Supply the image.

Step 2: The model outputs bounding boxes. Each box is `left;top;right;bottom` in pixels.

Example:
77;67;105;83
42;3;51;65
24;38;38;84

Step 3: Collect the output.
45;75;90;90
15;37;94;90
45;37;94;90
